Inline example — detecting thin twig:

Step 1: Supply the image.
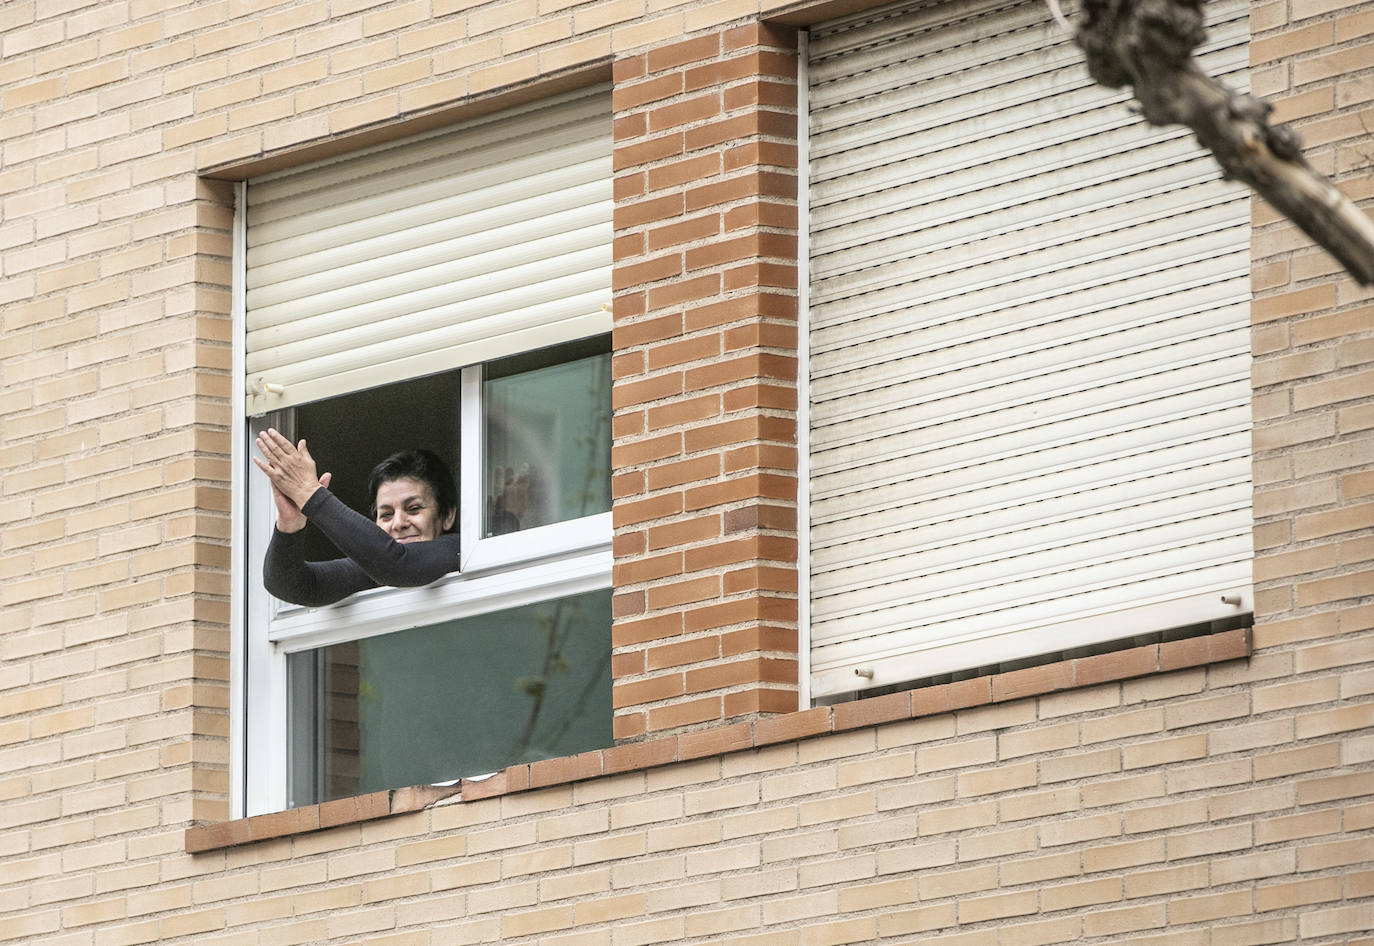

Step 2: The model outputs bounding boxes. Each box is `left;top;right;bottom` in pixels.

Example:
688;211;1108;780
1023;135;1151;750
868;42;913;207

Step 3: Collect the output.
1043;0;1073;34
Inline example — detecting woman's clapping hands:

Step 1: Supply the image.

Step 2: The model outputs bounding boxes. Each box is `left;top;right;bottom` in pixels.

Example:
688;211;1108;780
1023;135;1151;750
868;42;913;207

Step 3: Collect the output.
253;429;332;533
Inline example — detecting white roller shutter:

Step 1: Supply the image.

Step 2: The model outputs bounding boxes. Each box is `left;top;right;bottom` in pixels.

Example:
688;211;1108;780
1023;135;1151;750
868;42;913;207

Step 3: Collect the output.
244;86;612;414
807;0;1253;698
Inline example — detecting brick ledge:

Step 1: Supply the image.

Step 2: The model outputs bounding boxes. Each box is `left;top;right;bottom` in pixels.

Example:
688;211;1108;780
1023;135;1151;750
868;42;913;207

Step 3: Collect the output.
186;627;1250;853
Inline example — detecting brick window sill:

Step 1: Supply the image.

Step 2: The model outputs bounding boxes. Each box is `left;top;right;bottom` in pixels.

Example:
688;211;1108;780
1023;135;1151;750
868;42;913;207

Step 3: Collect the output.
186;627;1250;853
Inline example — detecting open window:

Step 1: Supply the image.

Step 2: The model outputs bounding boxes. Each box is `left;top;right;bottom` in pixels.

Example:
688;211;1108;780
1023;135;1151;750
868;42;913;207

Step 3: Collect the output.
236;87;613;815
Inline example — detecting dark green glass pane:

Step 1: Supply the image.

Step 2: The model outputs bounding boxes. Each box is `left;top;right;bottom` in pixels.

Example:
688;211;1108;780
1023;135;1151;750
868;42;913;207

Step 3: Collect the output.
483;347;611;537
288;589;611;804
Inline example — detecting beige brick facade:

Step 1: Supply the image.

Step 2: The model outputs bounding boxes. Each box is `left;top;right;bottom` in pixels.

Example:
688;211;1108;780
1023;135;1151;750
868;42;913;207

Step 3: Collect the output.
2;0;1372;943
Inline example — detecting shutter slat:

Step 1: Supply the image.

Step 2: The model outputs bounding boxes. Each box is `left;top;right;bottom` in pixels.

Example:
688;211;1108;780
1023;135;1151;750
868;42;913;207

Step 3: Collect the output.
809;46;1245;205
813;199;1246;314
811;232;1248;337
244;86;612;414
813;292;1246;395
806;0;1251;697
812;390;1252;502
814;436;1252;555
813;527;1253;634
809;9;1246;140
809;562;1253;691
245;270;611;378
815;482;1253;596
246;171;609;289
248;91;610;220
813;327;1251;437
811;164;1241;284
811;252;1246;357
246;223;610;332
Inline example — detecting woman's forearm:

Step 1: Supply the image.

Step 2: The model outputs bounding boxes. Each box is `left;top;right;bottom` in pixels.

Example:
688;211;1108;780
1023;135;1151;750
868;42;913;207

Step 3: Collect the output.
263;527;379;607
300;489;461;587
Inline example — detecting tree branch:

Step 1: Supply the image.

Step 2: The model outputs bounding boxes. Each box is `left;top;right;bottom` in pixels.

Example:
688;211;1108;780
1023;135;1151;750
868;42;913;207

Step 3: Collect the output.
1073;0;1374;285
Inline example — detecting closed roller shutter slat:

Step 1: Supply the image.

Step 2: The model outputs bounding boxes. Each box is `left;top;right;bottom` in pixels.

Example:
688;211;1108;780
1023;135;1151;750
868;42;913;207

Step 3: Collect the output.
814;398;1252;556
814;332;1253;450
809;19;1245;147
814;425;1251;536
810;560;1254;689
813;296;1247;397
807;0;1251;698
815;348;1252;469
814;530;1254;637
248;92;610;218
810;152;1230;277
246;172;609;289
814;207;1246;314
244;86;612;414
245;272;612;379
810;255;1247;362
810;41;1245;196
246;223;610;331
810;233;1248;345
813;432;1252;547
816;483;1253;595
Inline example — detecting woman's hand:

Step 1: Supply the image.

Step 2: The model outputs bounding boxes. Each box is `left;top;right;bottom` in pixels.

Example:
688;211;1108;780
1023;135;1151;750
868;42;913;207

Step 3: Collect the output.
268;472;331;533
253;429;331;517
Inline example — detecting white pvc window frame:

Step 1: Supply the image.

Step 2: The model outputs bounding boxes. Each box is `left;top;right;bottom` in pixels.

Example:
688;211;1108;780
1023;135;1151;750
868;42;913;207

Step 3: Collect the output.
796;32;813;712
233;186;612;818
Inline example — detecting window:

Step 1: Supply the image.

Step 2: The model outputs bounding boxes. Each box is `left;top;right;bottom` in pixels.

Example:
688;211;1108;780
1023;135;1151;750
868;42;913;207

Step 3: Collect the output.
236;88;613;816
802;0;1254;700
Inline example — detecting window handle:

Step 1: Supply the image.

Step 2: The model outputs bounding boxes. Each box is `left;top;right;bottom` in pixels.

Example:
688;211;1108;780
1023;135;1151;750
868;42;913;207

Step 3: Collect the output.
252;381;285;395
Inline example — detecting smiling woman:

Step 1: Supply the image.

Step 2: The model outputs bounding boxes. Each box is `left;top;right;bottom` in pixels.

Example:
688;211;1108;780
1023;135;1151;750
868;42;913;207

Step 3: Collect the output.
365;448;460;544
374;479;449;544
253;434;464;607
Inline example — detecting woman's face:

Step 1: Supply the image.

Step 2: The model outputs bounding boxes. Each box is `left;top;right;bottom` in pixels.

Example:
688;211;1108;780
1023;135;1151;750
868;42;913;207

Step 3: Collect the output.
374;477;455;542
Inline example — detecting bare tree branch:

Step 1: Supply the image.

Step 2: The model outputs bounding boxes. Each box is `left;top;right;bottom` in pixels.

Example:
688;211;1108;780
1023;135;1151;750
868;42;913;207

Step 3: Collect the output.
1072;0;1374;285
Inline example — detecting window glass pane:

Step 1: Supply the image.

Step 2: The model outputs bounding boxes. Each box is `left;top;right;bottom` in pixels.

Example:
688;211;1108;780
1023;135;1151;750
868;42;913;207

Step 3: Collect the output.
286;588;612;806
483;339;611;537
291;369;462;562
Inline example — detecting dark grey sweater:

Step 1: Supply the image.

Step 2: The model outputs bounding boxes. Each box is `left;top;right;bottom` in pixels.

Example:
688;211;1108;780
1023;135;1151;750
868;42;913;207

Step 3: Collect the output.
264;488;461;607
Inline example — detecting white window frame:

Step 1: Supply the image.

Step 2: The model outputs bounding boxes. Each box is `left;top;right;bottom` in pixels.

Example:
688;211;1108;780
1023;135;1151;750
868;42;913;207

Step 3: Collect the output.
231;184;613;818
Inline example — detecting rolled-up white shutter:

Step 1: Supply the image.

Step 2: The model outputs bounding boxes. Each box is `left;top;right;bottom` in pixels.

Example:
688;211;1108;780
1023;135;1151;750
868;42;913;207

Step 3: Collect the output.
807;0;1253;697
244;86;612;414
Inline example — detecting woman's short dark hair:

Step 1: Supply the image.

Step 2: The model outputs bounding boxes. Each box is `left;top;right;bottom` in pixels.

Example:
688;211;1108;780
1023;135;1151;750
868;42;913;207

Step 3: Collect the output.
366;449;458;529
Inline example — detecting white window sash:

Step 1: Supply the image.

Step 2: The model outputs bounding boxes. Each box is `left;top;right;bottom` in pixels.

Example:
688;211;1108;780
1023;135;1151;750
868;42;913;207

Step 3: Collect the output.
242;340;611;818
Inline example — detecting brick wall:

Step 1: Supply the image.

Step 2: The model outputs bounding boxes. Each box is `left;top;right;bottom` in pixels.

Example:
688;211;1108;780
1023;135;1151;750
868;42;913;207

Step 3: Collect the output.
18;655;1374;945
0;0;1371;943
1249;0;1374;641
609;24;802;741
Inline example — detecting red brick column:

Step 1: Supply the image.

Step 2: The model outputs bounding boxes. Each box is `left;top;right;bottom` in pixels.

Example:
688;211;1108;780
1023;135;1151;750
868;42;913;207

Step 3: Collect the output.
609;24;801;740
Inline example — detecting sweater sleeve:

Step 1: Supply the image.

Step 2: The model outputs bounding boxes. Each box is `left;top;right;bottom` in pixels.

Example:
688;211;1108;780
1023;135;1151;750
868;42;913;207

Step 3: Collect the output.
263;526;380;607
300;488;462;588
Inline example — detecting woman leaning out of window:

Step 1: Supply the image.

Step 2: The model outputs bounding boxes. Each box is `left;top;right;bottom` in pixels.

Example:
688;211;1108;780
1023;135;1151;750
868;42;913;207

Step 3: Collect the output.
253;429;462;607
